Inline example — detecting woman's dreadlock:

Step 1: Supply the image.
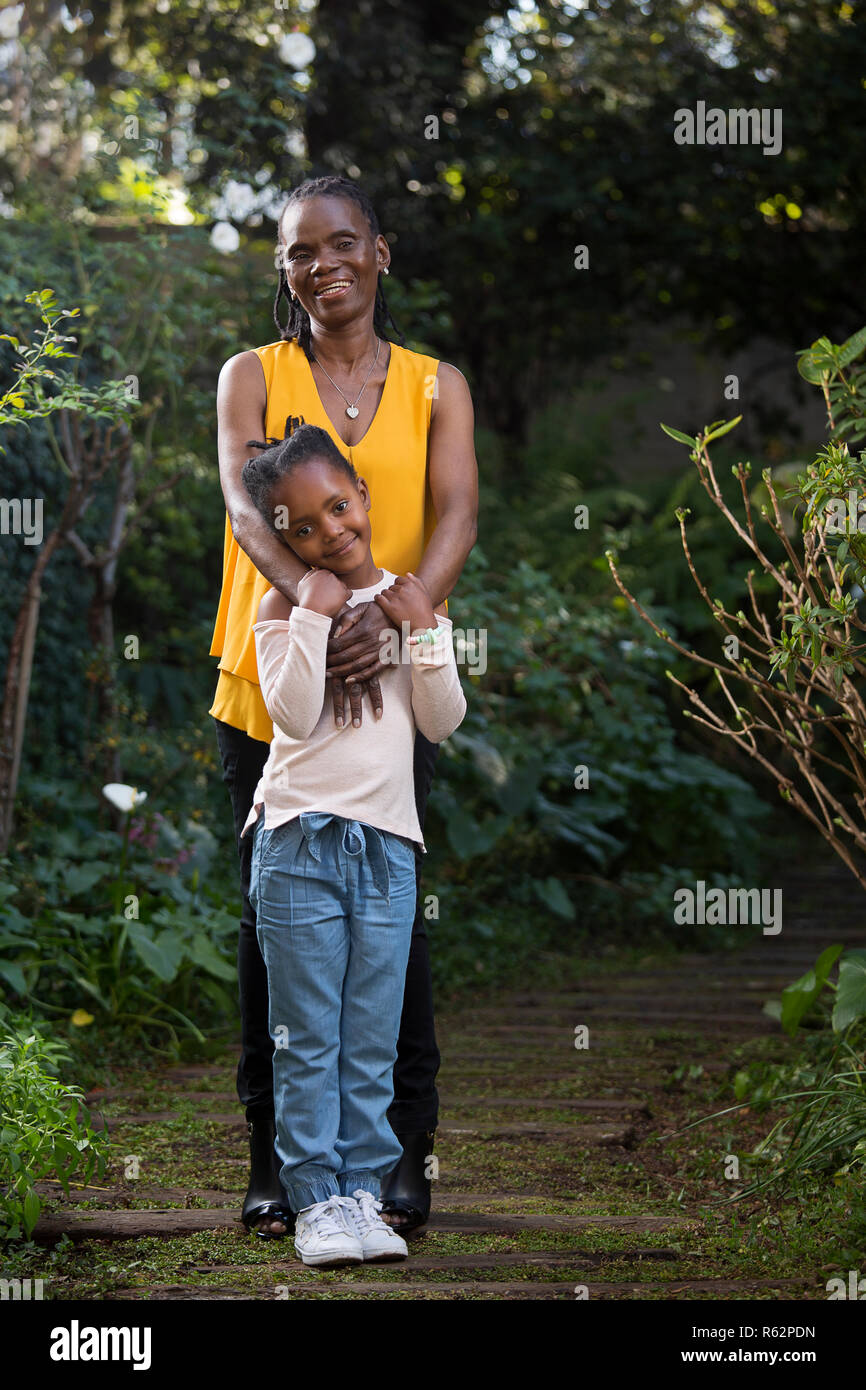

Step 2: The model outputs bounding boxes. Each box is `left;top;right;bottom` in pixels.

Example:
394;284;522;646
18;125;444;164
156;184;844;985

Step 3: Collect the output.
272;175;405;361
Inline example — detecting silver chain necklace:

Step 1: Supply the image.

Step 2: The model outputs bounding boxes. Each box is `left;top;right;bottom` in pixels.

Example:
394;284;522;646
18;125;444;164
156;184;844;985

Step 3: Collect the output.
313;336;381;418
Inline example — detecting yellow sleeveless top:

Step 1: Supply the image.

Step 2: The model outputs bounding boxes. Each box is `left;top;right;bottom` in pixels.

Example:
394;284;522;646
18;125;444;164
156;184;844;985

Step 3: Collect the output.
208;337;441;743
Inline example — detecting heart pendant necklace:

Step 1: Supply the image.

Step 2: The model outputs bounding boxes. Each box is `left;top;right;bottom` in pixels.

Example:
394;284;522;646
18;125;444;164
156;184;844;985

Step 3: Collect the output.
313;336;381;419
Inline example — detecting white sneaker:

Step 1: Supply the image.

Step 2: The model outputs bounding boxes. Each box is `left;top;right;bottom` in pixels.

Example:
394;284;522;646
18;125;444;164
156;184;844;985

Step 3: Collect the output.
294;1195;364;1267
348;1189;409;1262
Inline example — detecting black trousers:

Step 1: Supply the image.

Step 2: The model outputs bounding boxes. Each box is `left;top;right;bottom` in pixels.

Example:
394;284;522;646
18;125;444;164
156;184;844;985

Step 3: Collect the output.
213;715;441;1133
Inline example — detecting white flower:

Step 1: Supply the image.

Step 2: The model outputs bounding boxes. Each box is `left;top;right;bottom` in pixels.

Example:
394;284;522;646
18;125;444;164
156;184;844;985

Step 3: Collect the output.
219;179;258;221
278;32;316;69
210;222;240;254
0;5;23;39
283;127;307;159
102;783;148;813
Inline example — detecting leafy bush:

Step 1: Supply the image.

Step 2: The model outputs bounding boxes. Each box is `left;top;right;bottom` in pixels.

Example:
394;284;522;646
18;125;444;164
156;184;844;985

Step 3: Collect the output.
608;327;866;892
427;545;772;983
684;946;866;1205
0;1017;107;1243
0;782;239;1044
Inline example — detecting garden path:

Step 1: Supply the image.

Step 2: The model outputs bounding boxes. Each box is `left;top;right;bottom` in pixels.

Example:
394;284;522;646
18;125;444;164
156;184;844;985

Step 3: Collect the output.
33;844;864;1300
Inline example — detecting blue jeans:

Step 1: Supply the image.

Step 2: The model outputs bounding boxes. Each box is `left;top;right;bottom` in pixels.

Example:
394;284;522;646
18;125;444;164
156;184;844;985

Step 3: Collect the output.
250;811;418;1212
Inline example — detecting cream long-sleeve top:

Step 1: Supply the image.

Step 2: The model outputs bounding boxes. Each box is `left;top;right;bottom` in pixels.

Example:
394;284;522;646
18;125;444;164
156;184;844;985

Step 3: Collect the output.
240;569;467;852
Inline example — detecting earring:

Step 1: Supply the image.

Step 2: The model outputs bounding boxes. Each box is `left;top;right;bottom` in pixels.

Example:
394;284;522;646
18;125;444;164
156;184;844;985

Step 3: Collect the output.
382;266;390;276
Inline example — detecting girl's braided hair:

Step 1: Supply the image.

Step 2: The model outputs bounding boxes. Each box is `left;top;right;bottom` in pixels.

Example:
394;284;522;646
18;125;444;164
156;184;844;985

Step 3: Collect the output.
242;423;359;537
273;175;405;360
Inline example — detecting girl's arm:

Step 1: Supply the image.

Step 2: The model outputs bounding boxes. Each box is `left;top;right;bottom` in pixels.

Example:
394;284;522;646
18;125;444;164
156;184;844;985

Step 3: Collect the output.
253;587;333;740
374;573;466;744
408;617;467;744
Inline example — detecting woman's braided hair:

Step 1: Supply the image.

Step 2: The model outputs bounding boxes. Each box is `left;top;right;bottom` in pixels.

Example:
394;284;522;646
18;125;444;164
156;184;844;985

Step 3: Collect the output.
273;175;405;360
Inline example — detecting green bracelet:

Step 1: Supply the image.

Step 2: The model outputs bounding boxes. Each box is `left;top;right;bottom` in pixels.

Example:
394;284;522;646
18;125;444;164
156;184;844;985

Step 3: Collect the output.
408;623;445;645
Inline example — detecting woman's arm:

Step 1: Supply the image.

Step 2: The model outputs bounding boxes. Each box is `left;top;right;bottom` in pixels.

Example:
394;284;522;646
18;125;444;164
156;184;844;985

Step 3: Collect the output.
415;362;479;607
217;351;310;603
325;362;479;681
218;351;382;724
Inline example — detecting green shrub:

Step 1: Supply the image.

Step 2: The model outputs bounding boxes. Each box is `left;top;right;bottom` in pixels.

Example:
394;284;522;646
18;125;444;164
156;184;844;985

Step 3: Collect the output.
0;1017;107;1243
427;546;772;986
0;784;239;1045
684;947;866;1205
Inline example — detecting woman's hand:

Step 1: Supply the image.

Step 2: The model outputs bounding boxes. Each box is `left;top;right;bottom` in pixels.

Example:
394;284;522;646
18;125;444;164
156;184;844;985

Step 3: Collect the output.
326;600;394;727
374;572;437;636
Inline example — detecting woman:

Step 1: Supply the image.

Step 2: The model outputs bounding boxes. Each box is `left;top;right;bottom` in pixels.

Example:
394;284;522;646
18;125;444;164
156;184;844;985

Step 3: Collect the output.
209;175;478;1236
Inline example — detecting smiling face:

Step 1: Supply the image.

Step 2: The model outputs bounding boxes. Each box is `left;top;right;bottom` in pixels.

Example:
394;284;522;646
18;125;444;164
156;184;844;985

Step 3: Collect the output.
271;455;378;587
280;195;390;326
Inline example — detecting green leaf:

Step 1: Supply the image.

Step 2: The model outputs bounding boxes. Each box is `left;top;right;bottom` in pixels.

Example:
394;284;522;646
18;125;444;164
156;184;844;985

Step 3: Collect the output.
702;415;742;444
837;327;866;369
153;929;185;976
499;758;544;816
445;806;511;861
187;933;236;982
534;876;576;920
127;922;180;983
660;422;696;447
797;337;835;384
0;959;28;994
64;861;114;897
832;949;866;1032
780;944;843;1035
796;350;828;385
22;1188;41;1236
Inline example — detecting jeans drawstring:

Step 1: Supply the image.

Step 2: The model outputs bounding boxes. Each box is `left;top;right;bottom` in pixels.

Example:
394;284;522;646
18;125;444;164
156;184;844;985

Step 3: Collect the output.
298;812;391;902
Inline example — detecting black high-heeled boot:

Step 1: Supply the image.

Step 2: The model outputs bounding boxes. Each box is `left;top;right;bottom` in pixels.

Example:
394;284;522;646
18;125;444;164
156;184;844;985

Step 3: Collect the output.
379;1129;436;1233
241;1110;295;1238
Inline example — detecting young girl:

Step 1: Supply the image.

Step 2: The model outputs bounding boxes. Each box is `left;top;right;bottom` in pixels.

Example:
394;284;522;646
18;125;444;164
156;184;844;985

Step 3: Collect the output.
239;423;466;1266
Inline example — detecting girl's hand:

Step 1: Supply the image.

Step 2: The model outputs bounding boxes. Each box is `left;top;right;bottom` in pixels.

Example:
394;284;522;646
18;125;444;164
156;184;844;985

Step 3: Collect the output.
374;572;437;636
297;567;351;618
